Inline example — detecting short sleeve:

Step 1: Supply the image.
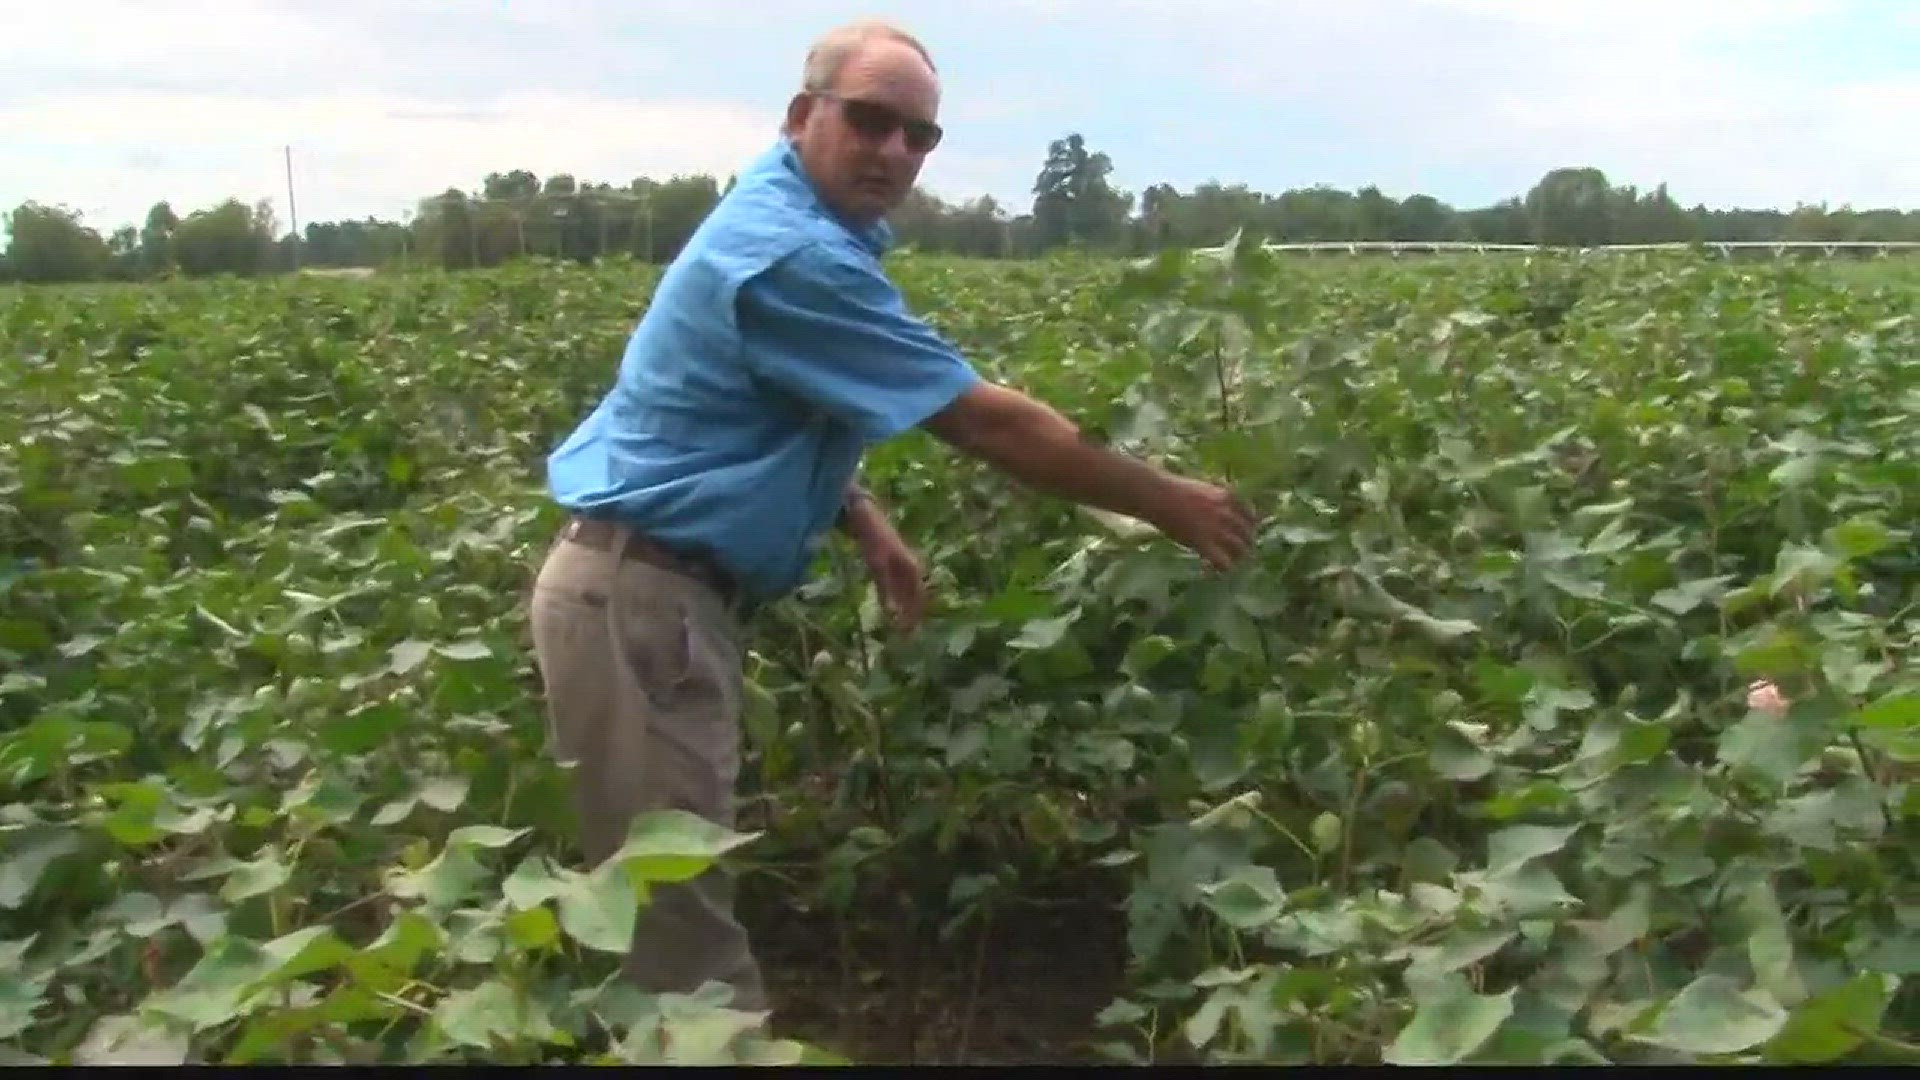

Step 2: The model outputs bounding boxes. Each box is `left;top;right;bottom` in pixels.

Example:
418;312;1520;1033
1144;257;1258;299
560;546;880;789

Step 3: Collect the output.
735;240;980;444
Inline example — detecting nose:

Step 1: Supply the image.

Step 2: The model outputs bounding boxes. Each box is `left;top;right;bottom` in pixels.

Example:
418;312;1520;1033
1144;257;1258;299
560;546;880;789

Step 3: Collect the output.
879;127;920;164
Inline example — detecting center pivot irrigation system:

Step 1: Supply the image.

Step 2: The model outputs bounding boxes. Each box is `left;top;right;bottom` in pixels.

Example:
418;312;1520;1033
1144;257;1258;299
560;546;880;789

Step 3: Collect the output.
1192;240;1920;258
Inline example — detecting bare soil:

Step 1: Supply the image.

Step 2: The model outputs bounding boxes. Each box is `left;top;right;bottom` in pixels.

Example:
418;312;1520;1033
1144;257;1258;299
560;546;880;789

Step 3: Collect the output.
739;880;1130;1065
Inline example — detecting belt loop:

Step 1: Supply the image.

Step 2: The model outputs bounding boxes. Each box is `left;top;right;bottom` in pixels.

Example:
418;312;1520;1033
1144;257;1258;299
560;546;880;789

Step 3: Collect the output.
602;519;629;586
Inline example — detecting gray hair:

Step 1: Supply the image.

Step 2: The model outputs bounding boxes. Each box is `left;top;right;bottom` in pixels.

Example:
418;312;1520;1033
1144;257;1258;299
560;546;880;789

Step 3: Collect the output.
800;20;936;93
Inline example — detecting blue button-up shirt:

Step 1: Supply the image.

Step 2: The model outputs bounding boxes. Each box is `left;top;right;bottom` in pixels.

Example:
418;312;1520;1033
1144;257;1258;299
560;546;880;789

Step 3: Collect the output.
546;137;980;600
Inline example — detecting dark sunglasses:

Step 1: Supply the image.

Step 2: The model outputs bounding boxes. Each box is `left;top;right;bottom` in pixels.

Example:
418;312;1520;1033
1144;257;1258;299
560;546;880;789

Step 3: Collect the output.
815;92;943;153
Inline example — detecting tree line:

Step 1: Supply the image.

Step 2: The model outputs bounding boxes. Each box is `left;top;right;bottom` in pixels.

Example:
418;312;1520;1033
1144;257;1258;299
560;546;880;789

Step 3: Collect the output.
5;132;1917;283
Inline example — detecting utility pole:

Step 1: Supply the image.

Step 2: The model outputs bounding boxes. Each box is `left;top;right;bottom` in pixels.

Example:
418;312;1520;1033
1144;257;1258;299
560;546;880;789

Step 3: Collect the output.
285;145;301;270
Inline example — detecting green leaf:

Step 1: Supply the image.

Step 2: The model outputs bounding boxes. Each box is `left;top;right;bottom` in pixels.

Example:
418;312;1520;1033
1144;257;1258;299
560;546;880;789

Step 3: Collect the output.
1736;628;1815;678
1634;974;1788;1056
604;810;759;885
1198;865;1286;929
1650;575;1732;616
1523;687;1593;732
218;850;292;902
1718;712;1824;785
502;856;566;910
0;978;44;1040
656;1002;774;1064
169;894;228;944
1770;544;1839;598
418;776;471;813
1121;634;1178;678
945;724;987;767
1405;610;1479;642
143;935;273;1030
260;924;353;984
556;862;640;954
1485;823;1579;875
434;979;555;1050
1402;838;1458;885
1854;692;1920;731
387;639;433;675
370;798;416;827
1768;453;1820;488
72;1014;191;1065
354;912;442;983
0;829;80;909
1431;727;1493;781
1009;611;1078;650
1405;928;1516;982
1763;972;1897;1063
385;847;487;913
1384;981;1516;1065
1824;516;1893;560
435;639;492;661
1735;877;1806;1008
1472;863;1580;919
1567;882;1651;959
445;824;528;850
504;904;561;950
319;701;409;755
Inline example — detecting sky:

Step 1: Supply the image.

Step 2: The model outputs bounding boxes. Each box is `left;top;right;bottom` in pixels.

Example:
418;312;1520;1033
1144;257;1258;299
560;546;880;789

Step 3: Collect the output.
4;0;1916;235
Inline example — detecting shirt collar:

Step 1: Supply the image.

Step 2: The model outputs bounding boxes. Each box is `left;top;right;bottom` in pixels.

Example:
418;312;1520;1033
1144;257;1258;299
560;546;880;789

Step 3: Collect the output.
772;136;893;255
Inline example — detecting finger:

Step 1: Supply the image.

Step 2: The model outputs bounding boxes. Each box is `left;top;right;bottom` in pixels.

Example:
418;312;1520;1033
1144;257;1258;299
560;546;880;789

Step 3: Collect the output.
1217;533;1249;565
1210;519;1250;555
1214;544;1242;571
1198;539;1231;571
1216;531;1252;568
889;571;924;630
1220;511;1254;545
1228;498;1258;532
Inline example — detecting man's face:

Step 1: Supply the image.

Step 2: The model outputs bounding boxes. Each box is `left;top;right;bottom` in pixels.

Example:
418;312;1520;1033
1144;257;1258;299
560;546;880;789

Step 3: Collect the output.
787;40;942;225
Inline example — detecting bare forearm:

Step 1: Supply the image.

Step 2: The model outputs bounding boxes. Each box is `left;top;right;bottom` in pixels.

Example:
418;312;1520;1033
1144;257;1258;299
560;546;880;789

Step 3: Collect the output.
927;384;1169;523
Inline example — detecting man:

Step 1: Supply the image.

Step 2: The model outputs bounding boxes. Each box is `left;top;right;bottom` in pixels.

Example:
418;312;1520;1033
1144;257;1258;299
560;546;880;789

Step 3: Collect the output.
528;19;1257;1015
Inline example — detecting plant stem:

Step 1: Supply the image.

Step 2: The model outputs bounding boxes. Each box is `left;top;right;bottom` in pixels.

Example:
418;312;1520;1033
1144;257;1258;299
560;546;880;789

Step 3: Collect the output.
955;908;993;1064
1339;757;1371;894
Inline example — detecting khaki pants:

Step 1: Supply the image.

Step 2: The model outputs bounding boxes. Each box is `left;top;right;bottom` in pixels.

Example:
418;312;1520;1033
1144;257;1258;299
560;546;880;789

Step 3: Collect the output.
527;526;767;1012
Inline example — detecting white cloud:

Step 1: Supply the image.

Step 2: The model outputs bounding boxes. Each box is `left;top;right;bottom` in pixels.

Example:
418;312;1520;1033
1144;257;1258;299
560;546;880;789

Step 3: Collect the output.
1414;0;1825;34
0;82;1029;231
1426;14;1920;208
1172;0;1919;209
3;0;343;87
0;90;782;229
2;0;1910;233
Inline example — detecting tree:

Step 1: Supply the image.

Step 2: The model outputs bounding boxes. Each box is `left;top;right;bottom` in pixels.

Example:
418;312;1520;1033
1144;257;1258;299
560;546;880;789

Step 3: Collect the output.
1396;194;1458;241
107;226;142;280
140;202;179;273
171;198;277;276
639;175;723;261
1031;134;1132;247
5;151;1915;282
482;170;540;202
2;202;111;283
1525;167;1615;247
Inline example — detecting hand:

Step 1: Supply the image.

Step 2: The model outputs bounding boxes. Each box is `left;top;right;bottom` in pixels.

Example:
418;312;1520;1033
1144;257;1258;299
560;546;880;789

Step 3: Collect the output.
1145;476;1258;570
858;529;928;633
842;491;928;632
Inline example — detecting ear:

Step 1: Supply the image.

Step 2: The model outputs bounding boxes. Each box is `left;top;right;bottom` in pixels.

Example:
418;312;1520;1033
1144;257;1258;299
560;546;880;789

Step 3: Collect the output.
783;92;815;136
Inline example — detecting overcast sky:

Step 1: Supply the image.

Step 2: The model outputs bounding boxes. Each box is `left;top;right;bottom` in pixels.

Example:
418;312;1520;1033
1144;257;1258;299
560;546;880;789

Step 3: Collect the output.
5;0;1916;234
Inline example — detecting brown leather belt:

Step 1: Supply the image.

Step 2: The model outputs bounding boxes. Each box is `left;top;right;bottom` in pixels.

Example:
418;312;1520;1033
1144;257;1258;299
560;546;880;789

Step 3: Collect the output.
560;515;741;605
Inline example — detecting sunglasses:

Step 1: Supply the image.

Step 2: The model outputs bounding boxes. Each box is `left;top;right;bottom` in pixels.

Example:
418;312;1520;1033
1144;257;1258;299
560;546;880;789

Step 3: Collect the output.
815;92;943;153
